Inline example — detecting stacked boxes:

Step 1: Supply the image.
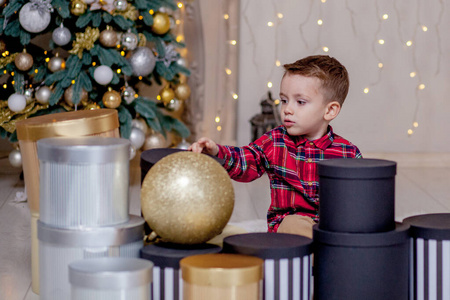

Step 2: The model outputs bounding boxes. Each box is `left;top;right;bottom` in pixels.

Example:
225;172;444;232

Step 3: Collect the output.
314;158;410;300
37;136;145;300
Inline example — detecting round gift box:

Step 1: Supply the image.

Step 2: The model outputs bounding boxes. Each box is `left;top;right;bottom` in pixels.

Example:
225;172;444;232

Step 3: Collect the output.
15;108;120;294
140;242;222;300
223;233;313;300
403;213;450;300
318;158;397;233
69;257;153;300
38;215;144;300
313;223;410;300
37;136;130;228
180;253;264;300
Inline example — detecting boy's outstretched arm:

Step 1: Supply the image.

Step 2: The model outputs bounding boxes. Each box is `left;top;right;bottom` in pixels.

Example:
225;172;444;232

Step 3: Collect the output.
188;137;219;156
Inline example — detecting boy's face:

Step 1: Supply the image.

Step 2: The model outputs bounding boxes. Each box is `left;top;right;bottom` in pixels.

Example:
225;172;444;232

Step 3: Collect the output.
279;73;330;140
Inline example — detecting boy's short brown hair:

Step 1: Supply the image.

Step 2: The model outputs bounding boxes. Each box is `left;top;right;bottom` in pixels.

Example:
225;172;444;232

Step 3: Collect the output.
283;55;349;106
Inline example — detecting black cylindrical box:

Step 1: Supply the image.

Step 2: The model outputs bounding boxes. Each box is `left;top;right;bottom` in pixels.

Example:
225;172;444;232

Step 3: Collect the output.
403;213;450;300
318;158;397;233
140;242;222;300
140;148;225;183
313;223;410;300
223;233;313;300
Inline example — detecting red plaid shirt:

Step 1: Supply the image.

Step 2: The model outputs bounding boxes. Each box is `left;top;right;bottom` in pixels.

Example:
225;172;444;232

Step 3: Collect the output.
217;125;362;232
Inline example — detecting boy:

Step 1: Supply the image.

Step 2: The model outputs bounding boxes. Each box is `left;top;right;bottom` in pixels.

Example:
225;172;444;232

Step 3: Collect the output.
189;55;362;238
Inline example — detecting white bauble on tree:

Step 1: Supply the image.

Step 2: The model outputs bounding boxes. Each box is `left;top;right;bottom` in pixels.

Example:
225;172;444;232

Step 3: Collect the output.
131;118;147;134
128;47;156;77
19;2;52;33
8;93;27;112
129;127;145;150
52;24;71;46
93;65;114;85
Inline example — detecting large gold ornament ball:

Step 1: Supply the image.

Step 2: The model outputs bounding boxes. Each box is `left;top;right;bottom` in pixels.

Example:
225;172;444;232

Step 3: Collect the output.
141;151;235;244
151;12;171;35
15;51;33;71
174;83;191;101
102;89;122;108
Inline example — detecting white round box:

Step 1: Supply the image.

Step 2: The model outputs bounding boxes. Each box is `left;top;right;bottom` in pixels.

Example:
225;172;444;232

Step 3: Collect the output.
37;136;130;228
69;257;153;300
38;215;144;300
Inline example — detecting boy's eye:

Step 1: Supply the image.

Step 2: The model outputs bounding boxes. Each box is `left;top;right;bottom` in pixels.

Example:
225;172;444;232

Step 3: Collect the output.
297;100;306;105
280;99;287;104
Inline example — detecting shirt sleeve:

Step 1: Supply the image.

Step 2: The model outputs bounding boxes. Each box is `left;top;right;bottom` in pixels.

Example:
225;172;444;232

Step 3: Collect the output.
217;134;273;182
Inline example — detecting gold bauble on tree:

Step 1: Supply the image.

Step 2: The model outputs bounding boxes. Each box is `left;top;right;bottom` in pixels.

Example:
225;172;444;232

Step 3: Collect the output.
174;82;191;101
151;12;171;35
64;85;88;106
71;0;87;16
159;85;175;105
14;49;33;71
102;87;122;108
99;26;118;48
141;151;235;244
143;131;166;150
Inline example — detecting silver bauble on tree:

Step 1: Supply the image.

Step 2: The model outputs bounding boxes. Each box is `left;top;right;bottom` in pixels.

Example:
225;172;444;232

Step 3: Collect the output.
24;88;34;104
128;47;156;77
35;86;52;104
19;1;52;33
52;24;71;46
48;54;65;72
129;127;146;150
121;30;138;50
121;85;136;104
113;0;128;11
9;149;22;168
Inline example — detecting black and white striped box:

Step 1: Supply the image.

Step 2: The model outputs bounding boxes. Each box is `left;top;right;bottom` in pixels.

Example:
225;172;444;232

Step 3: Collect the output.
140;242;222;300
223;232;313;300
404;213;450;300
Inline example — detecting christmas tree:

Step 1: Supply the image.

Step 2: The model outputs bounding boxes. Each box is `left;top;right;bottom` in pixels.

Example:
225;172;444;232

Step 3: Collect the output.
0;0;191;153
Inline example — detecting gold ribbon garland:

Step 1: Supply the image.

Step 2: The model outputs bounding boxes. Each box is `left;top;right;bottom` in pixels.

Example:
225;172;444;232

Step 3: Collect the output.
0;53;18;69
113;4;139;21
0;101;49;133
69;27;100;59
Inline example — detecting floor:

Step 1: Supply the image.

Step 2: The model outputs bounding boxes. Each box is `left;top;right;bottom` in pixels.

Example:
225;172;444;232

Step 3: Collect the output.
1;151;450;300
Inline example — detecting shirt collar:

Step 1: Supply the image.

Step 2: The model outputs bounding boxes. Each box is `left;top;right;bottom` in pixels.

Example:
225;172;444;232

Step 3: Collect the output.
292;126;334;150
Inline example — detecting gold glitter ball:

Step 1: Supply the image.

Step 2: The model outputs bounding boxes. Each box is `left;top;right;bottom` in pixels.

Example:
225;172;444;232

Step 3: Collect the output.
141;151;235;244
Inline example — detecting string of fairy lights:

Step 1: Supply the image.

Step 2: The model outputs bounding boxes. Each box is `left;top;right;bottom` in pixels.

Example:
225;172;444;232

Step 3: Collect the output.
223;0;445;138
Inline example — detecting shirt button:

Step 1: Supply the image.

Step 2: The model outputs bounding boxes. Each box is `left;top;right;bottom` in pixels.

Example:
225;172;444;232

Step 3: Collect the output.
308;182;313;186
307;158;313;163
309;142;314;146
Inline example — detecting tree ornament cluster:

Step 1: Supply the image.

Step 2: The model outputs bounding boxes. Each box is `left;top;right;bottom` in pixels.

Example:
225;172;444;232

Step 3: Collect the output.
0;0;192;159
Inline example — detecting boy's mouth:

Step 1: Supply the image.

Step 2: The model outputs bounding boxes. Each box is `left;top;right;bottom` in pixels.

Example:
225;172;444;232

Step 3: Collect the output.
284;119;295;126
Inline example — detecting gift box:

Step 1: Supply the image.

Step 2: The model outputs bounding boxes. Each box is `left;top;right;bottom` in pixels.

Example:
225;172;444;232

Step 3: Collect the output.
313;223;410;300
318;158;397;233
38;215;144;300
15;108;120;294
223;232;313;300
37;136;130;228
140;242;222;300
403;213;450;300
69;257;153;300
180;253;264;300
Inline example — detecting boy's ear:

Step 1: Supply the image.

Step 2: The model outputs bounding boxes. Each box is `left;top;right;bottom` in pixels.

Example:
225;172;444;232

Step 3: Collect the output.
324;101;341;121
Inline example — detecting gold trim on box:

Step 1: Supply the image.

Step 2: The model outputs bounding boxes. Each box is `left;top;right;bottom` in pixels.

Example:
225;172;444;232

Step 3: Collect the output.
180;254;263;287
16;109;120;141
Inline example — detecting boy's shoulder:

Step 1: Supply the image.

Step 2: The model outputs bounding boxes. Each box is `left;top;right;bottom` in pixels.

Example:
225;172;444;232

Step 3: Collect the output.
331;132;356;146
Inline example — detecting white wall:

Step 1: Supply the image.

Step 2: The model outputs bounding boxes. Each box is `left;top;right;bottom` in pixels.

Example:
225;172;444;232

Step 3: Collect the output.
237;0;450;154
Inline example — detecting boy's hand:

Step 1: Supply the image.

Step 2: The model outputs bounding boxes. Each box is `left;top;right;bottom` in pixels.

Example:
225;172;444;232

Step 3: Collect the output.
188;137;219;156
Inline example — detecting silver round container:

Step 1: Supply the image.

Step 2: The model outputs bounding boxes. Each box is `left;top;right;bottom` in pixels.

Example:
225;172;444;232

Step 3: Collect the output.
69;257;153;300
38;215;145;300
37;136;130;228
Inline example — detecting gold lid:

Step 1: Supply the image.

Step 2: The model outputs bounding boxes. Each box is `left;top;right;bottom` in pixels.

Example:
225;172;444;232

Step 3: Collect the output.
16;109;119;141
180;254;263;287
